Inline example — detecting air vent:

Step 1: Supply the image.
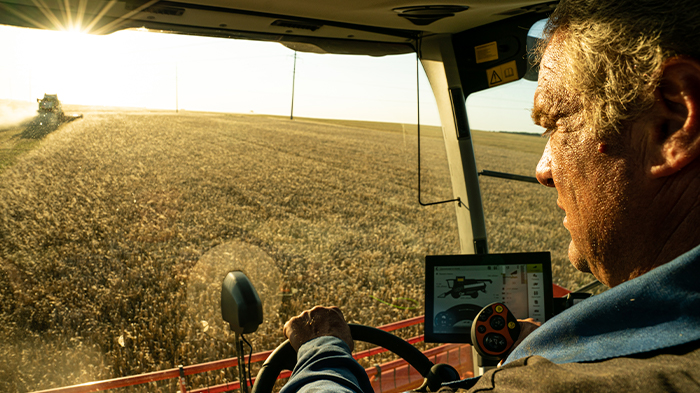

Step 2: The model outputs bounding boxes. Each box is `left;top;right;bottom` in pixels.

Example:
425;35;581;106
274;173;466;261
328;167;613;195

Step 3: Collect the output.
271;20;322;31
393;5;469;26
125;2;185;16
144;6;185;16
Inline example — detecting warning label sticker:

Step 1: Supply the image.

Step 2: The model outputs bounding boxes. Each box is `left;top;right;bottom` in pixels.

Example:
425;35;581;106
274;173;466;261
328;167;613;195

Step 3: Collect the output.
474;41;498;64
486;60;519;87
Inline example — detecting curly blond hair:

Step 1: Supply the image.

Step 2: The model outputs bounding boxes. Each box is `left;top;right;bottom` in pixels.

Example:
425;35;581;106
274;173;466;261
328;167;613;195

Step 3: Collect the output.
539;0;700;139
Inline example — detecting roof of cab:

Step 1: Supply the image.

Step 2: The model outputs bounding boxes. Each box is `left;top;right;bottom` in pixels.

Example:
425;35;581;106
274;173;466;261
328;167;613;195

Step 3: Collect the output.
0;0;556;55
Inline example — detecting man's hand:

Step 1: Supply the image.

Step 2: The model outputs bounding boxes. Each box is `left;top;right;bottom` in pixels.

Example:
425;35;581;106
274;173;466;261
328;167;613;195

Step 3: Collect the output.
283;306;354;352
499;318;541;362
512;318;542;351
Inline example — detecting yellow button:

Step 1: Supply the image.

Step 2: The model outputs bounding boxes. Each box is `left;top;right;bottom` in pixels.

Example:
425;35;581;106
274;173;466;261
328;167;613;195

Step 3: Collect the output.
508;321;516;329
495;305;503;313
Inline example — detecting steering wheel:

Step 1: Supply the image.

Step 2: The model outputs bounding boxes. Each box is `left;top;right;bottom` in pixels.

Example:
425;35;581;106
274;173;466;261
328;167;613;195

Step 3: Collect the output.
251;323;451;393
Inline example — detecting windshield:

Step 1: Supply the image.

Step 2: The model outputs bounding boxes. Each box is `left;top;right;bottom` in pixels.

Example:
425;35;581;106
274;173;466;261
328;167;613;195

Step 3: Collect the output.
0;25;461;391
0;20;593;392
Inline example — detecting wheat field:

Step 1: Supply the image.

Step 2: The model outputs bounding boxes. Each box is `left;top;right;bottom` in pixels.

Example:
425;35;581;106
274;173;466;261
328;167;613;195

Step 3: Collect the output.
0;110;590;392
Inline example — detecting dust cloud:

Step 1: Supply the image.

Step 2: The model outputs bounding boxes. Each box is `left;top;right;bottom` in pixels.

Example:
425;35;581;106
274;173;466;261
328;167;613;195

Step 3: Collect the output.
0;100;36;128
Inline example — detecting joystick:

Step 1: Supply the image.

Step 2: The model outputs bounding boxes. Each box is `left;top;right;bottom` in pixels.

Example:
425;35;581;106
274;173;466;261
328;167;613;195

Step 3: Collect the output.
470;302;521;361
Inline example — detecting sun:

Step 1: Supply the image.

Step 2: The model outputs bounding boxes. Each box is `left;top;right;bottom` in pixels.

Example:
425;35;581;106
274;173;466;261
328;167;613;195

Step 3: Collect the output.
65;23;89;35
4;25;108;105
62;26;94;47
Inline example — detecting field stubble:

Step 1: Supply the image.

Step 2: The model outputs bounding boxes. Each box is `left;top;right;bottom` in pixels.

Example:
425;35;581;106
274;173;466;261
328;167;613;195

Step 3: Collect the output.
0;111;587;392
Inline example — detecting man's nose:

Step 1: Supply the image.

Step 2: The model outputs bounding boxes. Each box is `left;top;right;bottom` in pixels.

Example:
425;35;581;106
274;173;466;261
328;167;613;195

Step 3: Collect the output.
536;140;555;187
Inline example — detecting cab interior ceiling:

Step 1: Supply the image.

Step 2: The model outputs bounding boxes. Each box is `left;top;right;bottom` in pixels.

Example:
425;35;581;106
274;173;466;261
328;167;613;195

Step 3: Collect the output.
0;0;555;57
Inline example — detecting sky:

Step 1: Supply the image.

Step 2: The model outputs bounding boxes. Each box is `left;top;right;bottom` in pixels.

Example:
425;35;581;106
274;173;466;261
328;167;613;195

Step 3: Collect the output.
467;79;543;134
0;24;543;133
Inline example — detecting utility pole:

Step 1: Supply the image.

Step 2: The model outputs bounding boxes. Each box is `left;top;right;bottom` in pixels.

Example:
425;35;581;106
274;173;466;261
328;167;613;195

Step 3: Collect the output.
175;62;179;113
290;51;296;120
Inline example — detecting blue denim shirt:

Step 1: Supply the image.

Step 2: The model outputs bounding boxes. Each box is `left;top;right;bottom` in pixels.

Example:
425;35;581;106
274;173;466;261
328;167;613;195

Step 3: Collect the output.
280;336;373;393
506;243;700;364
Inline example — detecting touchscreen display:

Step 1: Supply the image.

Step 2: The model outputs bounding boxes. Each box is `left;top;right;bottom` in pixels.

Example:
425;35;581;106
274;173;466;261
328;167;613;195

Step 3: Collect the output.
425;252;552;343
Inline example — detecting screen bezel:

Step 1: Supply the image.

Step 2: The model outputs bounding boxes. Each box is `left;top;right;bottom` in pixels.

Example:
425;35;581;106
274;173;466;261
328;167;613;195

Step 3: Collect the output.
425;252;553;344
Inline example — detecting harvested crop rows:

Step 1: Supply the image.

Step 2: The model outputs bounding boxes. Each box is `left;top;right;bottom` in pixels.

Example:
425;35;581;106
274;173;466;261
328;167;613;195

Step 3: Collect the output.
0;111;586;392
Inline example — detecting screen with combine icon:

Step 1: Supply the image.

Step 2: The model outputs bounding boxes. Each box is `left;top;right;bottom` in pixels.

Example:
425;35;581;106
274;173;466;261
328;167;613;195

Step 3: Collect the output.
424;252;553;343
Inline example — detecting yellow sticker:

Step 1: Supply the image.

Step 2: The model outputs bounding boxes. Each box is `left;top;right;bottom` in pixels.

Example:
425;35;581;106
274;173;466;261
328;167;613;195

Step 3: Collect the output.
495;305;503;313
508;321;516;329
486;60;519;87
475;41;498;64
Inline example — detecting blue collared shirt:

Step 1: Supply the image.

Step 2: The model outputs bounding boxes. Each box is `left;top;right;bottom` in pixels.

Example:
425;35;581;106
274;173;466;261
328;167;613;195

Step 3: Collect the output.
281;336;374;393
507;244;700;364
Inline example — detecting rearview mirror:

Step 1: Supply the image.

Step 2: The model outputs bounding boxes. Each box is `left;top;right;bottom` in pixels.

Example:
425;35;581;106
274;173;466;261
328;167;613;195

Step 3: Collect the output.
523;18;547;81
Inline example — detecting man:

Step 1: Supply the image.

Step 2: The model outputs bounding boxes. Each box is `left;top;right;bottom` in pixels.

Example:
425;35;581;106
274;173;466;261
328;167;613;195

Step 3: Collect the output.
280;0;700;391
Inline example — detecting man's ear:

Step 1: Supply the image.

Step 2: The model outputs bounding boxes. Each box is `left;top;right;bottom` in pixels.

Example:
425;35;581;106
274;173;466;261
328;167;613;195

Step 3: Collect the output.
649;57;700;178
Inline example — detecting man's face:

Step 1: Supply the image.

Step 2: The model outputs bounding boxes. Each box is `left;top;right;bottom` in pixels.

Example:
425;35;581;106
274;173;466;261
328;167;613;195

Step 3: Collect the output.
533;34;649;287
